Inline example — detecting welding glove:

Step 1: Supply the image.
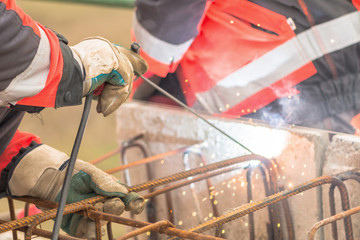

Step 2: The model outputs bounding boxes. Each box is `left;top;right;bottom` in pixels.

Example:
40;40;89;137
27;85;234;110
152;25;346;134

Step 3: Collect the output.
71;37;148;117
7;144;145;239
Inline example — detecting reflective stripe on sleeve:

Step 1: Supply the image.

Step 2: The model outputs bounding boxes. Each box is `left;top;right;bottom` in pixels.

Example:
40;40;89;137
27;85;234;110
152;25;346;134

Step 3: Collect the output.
195;11;360;114
133;15;194;66
0;24;50;107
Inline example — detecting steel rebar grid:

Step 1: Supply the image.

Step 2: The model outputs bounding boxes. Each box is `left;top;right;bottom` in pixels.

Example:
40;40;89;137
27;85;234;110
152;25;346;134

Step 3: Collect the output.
0;219;81;240
0;195;105;234
105;145;194;174
184;175;353;239
129;154;265;193
328;171;360;240
308;205;360;240
116;220;175;240
328;177;352;240
2;196;222;240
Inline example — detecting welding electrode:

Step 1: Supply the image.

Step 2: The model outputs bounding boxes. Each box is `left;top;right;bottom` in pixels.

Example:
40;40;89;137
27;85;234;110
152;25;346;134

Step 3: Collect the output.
130;43;253;154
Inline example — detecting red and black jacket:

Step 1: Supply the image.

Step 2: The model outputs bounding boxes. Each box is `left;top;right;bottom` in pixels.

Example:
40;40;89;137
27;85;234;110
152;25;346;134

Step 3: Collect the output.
0;0;83;177
133;0;360;133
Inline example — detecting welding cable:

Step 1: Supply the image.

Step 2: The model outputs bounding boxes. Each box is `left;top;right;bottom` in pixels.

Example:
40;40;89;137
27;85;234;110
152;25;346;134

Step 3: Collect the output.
134;72;253;154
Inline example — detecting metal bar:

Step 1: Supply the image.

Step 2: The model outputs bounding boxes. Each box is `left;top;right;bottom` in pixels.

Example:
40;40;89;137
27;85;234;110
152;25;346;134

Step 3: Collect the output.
328;177;353;240
308;206;360;240
52;94;93;240
187;175;351;234
106;146;191;174
128;154;265;193
90;147;122;165
0;195;105;233
143;167;237;200
136;73;253;154
86;211;223;240
116;220;174;240
107;222;114;240
7;198;18;240
0;219;81;240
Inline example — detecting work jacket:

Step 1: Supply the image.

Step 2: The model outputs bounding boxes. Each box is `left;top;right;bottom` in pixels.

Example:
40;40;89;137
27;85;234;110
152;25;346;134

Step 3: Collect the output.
133;0;360;133
0;0;83;177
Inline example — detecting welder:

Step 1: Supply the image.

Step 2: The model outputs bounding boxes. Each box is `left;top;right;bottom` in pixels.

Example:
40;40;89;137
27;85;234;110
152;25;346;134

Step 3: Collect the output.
0;0;148;238
132;0;360;134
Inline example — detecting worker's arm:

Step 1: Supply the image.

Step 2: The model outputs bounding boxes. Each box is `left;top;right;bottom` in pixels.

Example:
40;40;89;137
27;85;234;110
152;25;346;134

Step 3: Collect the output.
0;0;147;116
133;0;210;77
0;0;82;110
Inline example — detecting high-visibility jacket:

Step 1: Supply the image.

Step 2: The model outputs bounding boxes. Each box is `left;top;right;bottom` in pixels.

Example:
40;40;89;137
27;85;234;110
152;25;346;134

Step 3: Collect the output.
0;0;83;177
132;0;360;132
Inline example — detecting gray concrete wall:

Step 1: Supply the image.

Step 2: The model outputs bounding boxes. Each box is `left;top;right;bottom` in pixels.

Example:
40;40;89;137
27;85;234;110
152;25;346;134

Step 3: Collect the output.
115;101;359;240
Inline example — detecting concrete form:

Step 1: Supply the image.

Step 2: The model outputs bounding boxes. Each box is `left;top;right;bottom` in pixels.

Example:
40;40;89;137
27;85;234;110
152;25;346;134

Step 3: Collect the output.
115;101;360;240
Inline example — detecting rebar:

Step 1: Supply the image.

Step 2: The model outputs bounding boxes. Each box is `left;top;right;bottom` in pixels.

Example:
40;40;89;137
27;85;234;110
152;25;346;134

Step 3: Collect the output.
328;177;353;240
106;145;192;174
0;219;81;240
129;154;265;193
116;220;174;240
327;170;360;240
308;206;360;240
186;175;351;234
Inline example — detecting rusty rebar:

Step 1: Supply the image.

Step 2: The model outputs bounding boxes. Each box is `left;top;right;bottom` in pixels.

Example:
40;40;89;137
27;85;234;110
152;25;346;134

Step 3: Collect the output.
186;175;351;234
86;211;223;240
0;195;105;234
129;154;265;193
106;146;192;174
328;177;353;240
107;221;114;240
7;198;18;240
143;167;237;199
308;206;360;240
278;186;295;240
327;171;360;240
116;220;174;240
0;219;81;240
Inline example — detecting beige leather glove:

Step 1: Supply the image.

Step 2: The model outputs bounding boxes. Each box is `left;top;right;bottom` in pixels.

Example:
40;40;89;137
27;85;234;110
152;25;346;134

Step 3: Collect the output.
71;37;148;116
8;144;145;239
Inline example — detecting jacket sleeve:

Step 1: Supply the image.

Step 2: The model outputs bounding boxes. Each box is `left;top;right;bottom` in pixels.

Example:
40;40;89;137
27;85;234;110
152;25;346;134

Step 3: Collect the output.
0;0;83;112
133;0;210;77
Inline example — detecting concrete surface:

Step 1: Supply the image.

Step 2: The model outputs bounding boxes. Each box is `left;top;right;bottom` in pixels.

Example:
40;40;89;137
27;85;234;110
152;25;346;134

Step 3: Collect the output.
114;101;360;240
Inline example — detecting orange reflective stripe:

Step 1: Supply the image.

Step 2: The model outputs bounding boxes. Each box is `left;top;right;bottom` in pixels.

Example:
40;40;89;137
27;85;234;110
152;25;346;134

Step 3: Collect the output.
353;0;360;10
351;113;360;136
0;131;41;173
2;0;40;37
17;23;63;107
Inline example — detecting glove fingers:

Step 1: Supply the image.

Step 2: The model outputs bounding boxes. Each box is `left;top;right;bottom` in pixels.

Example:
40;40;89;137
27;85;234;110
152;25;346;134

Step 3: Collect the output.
103;197;125;216
122;192;146;215
98;83;131;116
115;46;149;76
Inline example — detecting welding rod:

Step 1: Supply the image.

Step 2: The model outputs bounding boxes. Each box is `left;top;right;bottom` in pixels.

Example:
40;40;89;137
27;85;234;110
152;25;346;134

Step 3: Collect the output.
135;73;253;154
51;94;93;240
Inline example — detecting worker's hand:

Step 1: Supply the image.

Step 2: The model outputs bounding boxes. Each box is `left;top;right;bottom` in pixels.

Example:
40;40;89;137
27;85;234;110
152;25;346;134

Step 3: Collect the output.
7;144;145;239
71;37;148;116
